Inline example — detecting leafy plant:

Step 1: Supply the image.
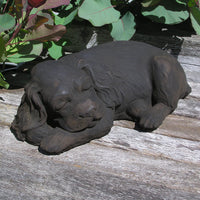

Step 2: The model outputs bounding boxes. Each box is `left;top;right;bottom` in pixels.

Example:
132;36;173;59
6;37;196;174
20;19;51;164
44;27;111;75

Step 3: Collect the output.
141;0;200;34
54;0;200;49
0;0;70;88
189;0;200;34
54;0;136;42
0;72;9;89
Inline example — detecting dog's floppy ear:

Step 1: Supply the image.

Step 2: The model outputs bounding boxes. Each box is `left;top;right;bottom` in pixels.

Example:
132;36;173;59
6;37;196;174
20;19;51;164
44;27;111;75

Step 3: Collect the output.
11;81;47;141
77;59;116;108
77;59;113;86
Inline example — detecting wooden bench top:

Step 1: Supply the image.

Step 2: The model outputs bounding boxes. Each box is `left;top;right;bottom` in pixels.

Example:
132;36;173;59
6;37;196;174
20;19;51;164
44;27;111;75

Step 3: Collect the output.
0;35;200;200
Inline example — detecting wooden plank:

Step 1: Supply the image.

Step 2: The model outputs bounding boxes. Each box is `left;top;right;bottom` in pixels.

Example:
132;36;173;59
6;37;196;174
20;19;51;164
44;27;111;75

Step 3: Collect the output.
2;123;200;165
0;103;17;126
179;36;200;58
0;89;24;106
94;126;200;165
0;126;200;199
115;115;200;142
157;115;200;141
174;97;200;119
181;64;200;84
0;33;200;200
133;34;200;58
187;82;200;98
178;55;200;67
1;152;200;200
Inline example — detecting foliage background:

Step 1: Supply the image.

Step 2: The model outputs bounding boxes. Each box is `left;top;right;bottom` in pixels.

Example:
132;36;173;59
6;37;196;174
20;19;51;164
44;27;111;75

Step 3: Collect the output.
0;0;200;88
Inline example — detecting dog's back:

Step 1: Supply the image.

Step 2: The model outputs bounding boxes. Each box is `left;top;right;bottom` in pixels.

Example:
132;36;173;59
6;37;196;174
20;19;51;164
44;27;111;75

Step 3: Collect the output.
60;41;190;110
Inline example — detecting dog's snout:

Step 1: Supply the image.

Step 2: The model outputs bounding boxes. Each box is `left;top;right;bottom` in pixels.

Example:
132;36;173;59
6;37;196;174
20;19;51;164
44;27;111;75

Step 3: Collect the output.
77;99;102;119
86;101;96;113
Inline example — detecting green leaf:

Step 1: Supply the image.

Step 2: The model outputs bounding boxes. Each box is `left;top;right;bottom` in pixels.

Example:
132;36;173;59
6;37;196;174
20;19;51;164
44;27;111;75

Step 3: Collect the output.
188;0;198;7
75;0;82;5
141;0;161;7
0;14;16;33
0;36;6;62
176;0;188;5
55;8;78;25
0;0;3;5
30;7;38;15
48;41;63;60
190;7;200;35
78;0;120;26
142;1;189;24
0;72;9;89
111;11;136;40
65;3;73;10
0;0;7;7
6;42;43;63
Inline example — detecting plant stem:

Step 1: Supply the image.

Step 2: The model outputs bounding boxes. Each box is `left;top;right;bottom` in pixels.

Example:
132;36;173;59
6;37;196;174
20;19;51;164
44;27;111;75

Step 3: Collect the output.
5;3;32;47
3;0;10;13
6;23;22;46
195;0;200;8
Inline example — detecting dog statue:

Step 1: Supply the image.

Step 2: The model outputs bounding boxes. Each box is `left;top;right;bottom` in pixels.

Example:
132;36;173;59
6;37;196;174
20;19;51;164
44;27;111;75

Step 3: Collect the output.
11;41;191;154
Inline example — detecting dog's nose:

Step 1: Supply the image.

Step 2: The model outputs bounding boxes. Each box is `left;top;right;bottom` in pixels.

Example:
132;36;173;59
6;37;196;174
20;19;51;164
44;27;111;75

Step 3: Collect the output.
77;99;102;119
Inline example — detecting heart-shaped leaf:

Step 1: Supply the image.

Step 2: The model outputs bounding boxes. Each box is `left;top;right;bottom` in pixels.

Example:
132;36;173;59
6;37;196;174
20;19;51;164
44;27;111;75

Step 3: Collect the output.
78;0;120;26
48;41;63;60
6;42;43;63
0;14;15;33
190;7;200;35
142;1;189;24
55;8;78;26
111;11;136;40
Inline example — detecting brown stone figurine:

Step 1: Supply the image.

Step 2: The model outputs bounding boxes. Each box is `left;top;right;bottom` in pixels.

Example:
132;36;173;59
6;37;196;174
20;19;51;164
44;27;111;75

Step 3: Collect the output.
11;41;191;154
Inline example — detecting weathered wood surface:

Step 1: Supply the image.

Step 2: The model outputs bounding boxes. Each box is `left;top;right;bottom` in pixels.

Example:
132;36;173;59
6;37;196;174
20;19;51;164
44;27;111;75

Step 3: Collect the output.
0;35;200;200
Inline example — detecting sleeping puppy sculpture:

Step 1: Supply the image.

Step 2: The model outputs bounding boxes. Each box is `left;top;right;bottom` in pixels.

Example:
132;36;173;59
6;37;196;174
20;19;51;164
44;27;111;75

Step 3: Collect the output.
11;41;191;154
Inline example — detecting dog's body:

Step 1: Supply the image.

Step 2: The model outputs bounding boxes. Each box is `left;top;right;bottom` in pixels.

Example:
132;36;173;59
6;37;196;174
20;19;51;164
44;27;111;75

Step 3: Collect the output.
12;41;191;154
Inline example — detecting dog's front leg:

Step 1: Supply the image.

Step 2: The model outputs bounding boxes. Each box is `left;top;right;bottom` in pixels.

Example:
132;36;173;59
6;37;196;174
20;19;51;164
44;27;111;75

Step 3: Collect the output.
39;108;114;154
25;123;54;145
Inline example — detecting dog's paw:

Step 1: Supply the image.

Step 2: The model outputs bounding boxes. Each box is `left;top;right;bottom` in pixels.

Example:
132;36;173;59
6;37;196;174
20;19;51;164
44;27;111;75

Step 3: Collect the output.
138;110;166;131
138;103;171;131
39;131;74;155
139;114;162;131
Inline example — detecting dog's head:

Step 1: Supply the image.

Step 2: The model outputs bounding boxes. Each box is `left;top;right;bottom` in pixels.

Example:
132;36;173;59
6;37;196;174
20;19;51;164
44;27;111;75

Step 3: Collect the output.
13;60;105;135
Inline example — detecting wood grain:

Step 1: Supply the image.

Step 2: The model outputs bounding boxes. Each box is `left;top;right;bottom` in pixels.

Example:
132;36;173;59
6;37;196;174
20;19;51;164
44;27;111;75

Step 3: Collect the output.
0;34;200;199
1;126;200;200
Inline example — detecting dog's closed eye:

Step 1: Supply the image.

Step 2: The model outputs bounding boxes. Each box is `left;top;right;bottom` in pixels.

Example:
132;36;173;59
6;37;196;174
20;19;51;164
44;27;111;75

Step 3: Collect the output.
74;77;92;92
54;95;71;111
81;79;92;91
